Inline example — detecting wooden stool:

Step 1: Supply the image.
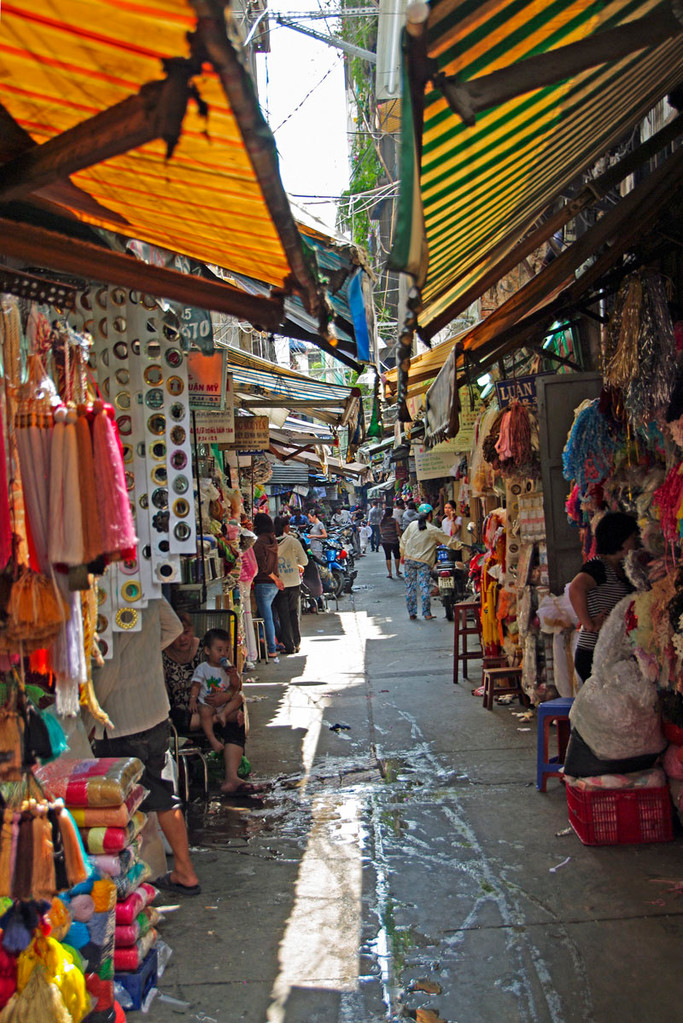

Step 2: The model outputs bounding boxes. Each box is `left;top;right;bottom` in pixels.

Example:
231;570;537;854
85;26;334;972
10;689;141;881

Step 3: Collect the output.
452;601;482;684
536;697;574;791
482;665;523;710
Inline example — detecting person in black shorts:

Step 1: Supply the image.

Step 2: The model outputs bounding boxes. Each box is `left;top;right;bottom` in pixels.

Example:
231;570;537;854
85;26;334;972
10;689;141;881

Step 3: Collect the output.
379;506;402;579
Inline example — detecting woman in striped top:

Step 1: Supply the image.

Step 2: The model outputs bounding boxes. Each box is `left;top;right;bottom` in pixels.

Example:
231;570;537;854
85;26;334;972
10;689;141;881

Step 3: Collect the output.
568;512;639;684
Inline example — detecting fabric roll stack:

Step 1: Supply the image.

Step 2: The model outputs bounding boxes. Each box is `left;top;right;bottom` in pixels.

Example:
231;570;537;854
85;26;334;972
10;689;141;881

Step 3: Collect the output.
35;756;164;1005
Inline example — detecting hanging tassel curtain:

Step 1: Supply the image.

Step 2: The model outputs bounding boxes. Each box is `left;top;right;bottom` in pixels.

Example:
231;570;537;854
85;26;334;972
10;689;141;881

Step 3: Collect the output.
605;270;676;427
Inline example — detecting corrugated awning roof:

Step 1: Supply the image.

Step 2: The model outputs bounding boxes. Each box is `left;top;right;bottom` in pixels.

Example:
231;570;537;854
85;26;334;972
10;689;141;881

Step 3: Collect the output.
223;345;355;426
391;0;683;339
0;0;320;314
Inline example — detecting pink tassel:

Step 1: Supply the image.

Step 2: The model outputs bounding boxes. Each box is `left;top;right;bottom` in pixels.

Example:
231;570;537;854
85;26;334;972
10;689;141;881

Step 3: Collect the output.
92;401;137;557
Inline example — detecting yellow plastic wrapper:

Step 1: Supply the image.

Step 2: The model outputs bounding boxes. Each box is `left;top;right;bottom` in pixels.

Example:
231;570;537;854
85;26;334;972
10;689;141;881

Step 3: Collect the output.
14;936;87;1023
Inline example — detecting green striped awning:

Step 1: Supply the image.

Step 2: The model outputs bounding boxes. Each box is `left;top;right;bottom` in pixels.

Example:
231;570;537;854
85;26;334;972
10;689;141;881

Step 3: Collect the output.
391;0;683;340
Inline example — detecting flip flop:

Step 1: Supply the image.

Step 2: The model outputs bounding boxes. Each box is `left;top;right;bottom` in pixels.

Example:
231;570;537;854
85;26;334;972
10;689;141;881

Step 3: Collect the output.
154;872;201;897
221;781;266;796
423;614;437;620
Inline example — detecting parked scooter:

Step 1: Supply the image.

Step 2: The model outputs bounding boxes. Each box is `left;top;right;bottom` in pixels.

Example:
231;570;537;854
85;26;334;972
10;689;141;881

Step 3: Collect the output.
431;545;467;620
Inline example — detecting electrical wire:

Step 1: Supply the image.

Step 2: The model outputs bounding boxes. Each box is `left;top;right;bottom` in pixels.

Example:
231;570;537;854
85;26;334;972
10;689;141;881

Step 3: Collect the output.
272;54;344;133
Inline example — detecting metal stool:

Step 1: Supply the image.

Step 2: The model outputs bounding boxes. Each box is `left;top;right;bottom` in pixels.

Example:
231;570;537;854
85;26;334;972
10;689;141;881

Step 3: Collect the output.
169;721;209;803
452;601;482;684
252;617;268;661
537;697;574;791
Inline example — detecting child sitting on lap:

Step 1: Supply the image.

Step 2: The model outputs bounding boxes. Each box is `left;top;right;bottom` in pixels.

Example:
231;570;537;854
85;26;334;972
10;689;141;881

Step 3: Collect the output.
189;628;244;753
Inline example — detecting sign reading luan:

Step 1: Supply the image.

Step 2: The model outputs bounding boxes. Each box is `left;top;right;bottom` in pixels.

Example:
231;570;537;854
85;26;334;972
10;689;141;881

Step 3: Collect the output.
187;350;226;409
495;374;547;408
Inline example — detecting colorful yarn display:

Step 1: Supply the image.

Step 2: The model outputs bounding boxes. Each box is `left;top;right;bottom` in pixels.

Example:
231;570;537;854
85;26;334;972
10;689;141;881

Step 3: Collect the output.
652;463;683;545
562;399;621;496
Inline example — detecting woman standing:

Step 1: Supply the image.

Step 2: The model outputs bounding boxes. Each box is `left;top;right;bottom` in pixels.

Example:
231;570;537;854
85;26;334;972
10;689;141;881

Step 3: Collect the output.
568;511;639;684
379;507;402;579
273;516;308;654
441;500;461;537
399;504;460;620
252;512;285;662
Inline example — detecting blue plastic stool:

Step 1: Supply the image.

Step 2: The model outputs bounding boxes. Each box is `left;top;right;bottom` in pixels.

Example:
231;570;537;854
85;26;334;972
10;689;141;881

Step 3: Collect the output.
537;697;574;791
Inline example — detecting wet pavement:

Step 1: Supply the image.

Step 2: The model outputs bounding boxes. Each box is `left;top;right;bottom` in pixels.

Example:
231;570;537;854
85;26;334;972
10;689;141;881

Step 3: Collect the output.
148;553;683;1023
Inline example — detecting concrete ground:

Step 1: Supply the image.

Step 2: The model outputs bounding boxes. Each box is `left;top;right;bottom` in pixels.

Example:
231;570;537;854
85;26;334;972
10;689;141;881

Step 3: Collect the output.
147;552;683;1023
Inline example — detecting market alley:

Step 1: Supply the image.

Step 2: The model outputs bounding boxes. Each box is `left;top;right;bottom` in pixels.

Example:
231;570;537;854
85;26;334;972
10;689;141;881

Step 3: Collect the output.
150;553;683;1023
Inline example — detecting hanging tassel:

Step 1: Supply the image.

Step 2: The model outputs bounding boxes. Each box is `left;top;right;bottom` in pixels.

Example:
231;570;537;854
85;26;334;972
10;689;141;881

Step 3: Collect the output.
79;588;112;729
75;408;102;565
47;807;68;892
0;412;12;572
31;812;56;902
11;814;33;901
0;810;13;898
48;407;84;566
91;401;137;559
57;806;89;888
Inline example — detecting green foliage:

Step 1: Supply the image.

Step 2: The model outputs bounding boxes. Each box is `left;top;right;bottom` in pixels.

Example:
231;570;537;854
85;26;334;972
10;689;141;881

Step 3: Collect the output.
336;4;383;251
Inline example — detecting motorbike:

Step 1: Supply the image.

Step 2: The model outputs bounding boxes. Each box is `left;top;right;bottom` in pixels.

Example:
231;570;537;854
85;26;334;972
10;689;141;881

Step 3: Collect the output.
321;536;356;596
431;545;467;620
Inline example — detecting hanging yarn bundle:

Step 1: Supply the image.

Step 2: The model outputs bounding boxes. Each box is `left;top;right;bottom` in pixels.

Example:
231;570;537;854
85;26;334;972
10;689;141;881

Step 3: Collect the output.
606;271;676;426
562;399;621;497
652;463;683;546
492;401;539;478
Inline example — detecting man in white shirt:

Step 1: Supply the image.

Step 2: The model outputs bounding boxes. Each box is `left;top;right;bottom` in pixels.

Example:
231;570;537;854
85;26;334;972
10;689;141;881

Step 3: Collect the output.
367;500;382;552
88;599;201;895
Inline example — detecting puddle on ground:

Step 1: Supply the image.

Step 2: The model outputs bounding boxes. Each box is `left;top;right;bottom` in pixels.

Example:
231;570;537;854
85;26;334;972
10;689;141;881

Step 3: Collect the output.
184;753;459;1020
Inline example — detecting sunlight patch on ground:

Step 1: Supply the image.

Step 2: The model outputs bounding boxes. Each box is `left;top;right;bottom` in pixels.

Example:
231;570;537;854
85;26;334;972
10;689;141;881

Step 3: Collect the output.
267;793;364;1021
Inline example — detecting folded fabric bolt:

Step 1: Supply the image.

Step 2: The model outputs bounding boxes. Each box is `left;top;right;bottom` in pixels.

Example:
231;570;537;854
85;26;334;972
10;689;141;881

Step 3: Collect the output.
112;860;151;901
565;767;666;790
80;811;146;854
69;785;146;828
113;928;156;972
114;906;160;948
91;838;141;879
35;758;144;807
115;882;157;926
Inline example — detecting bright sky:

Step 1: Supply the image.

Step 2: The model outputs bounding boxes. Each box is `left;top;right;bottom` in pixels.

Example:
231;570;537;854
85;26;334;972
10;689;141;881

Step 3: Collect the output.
256;1;351;232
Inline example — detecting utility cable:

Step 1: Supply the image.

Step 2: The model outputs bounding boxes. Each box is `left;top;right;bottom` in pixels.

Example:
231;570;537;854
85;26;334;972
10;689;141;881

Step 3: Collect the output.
272;54;344;133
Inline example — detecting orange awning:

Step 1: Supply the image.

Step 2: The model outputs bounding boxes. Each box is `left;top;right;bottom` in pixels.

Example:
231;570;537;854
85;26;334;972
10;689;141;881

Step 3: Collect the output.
0;1;317;308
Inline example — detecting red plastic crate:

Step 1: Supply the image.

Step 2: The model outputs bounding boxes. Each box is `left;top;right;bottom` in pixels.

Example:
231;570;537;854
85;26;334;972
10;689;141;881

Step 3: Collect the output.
567;784;673;846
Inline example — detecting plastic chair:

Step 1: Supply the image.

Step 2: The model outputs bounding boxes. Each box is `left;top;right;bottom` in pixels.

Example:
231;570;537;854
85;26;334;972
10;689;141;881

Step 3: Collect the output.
169;720;209;803
536;697;574;791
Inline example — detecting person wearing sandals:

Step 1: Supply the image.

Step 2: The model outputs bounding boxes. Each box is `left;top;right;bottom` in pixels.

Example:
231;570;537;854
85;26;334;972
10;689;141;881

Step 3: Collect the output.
379;507;402;579
399;504;461;620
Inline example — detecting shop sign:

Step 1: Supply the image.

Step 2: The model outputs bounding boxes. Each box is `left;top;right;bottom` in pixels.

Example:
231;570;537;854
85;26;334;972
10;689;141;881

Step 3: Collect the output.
414;439;460;481
179;306;214;355
233;415;270;451
452;386;484;452
187;350;226;409
395;463;408;482
495;374;541;408
193;377;235;445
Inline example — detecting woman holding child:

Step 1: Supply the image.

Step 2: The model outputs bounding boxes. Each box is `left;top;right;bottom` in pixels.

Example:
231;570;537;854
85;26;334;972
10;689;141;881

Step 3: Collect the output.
162;614;259;795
